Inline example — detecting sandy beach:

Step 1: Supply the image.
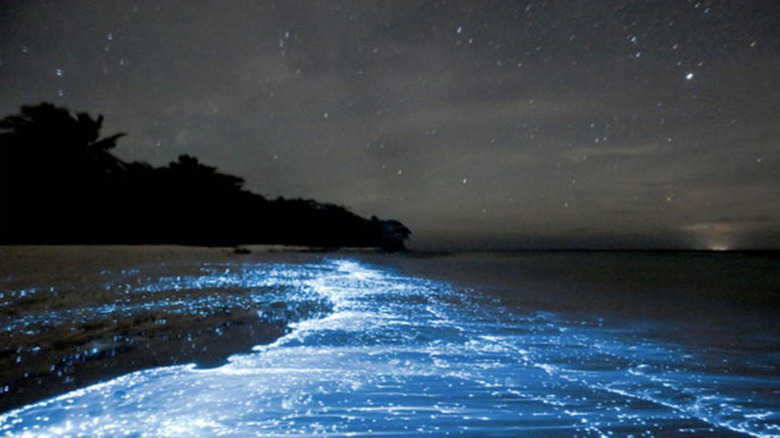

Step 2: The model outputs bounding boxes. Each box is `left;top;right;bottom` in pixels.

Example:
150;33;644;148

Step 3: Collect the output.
0;246;326;411
1;246;778;437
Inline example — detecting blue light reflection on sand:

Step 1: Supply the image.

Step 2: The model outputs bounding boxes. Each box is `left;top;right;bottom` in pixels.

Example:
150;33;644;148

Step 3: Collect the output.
0;263;326;336
1;259;778;437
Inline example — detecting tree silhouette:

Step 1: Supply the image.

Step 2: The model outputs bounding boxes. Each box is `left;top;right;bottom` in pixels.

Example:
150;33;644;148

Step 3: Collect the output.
1;104;128;242
1;103;126;178
167;154;245;194
0;103;410;250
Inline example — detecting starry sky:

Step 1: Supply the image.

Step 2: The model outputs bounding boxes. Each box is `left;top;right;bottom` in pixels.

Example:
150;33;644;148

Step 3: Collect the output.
1;1;779;250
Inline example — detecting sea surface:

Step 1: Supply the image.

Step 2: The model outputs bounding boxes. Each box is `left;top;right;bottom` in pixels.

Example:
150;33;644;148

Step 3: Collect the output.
0;247;778;437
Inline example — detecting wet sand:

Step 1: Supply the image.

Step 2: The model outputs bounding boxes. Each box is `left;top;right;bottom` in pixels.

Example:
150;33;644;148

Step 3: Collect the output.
0;246;324;412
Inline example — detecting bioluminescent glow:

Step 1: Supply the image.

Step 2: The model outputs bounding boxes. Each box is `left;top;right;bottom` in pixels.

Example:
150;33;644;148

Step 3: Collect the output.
1;259;778;437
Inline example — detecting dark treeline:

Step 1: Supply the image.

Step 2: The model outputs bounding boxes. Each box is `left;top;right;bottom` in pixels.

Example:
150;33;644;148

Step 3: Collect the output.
0;103;410;250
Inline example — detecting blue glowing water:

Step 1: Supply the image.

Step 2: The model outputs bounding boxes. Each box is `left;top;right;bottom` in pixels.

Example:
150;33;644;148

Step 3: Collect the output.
1;258;778;437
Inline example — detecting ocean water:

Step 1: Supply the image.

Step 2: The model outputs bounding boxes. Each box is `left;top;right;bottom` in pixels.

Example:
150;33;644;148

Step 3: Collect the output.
0;250;779;437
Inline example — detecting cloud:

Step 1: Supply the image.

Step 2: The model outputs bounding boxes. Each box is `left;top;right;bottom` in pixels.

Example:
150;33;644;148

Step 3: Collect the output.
681;222;736;233
564;143;662;163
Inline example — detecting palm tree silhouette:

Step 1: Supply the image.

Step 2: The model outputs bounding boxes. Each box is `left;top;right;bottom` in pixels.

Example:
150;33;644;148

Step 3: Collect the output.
0;103;126;177
1;103;128;243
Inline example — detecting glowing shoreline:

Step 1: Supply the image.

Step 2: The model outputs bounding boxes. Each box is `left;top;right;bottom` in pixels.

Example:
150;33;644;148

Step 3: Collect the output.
1;259;778;437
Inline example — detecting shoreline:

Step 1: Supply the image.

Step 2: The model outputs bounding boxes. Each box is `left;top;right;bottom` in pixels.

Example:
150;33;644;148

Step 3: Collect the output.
0;246;328;413
359;251;780;352
2;246;778;414
1;311;284;413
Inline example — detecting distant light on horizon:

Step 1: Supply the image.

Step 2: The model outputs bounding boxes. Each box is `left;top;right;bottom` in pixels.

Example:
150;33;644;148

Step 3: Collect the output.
699;237;735;252
682;222;739;252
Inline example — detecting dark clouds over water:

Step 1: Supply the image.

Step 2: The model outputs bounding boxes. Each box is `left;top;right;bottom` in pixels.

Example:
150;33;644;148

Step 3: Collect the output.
1;1;779;249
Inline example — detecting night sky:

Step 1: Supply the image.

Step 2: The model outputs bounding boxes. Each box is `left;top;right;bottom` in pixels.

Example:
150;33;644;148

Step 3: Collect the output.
2;1;779;250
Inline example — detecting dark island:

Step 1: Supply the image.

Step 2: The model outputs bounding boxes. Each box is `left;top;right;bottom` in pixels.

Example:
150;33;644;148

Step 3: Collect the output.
0;103;410;250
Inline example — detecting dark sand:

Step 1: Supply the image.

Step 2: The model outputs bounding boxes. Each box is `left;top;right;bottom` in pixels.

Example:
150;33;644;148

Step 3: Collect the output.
0;245;324;412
